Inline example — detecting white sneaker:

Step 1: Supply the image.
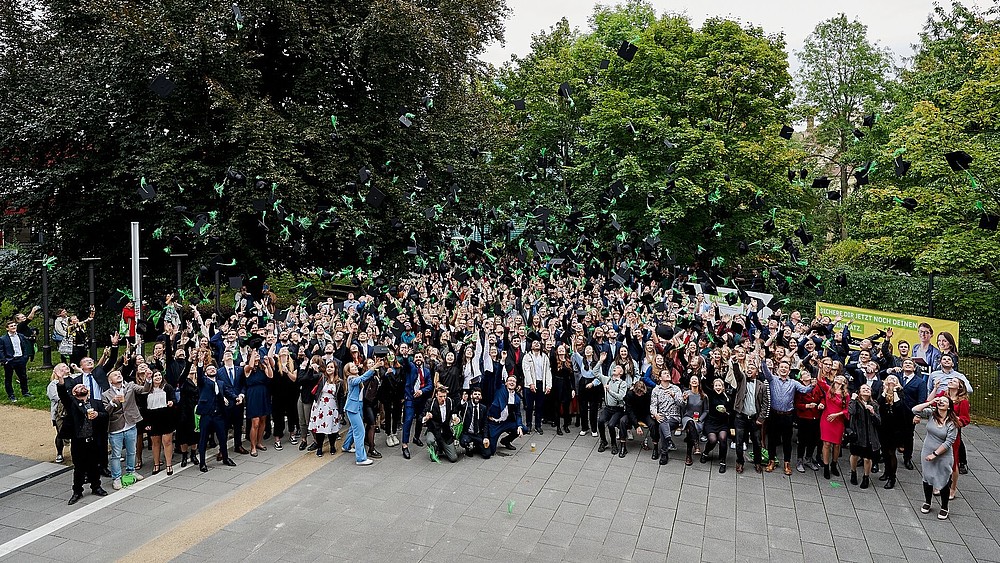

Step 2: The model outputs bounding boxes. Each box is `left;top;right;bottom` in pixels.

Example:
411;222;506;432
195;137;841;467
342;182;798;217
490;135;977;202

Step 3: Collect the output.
349;446;356;453
55;454;64;463
387;435;394;447
580;430;587;436
356;459;374;466
130;472;144;481
591;432;598;438
112;478;122;490
674;429;682;436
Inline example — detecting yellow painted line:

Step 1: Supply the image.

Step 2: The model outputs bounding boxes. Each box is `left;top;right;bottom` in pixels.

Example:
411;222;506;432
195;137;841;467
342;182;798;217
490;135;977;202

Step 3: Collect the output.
116;450;335;563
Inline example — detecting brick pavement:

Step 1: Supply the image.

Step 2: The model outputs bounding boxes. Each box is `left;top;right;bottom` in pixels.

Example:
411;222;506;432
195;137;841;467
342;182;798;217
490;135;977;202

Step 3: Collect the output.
1;424;999;562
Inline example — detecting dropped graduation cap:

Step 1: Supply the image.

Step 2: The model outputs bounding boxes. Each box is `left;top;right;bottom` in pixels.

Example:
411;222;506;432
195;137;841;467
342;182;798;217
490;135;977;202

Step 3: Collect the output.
149;74;175;98
617;40;638;62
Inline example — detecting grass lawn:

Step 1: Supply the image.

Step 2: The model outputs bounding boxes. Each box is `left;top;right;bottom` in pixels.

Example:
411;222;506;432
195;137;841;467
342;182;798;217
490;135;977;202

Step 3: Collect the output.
5;359;59;411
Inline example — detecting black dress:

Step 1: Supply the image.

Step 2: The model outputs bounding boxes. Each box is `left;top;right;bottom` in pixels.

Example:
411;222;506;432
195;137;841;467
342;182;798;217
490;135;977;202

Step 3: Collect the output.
143;384;177;436
176;376;199;446
702;387;733;435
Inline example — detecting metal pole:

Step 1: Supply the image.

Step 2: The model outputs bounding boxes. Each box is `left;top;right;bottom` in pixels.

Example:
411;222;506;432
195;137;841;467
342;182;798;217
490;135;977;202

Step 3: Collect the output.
39;262;52;368
88;263;96;358
131;223;141;322
177;258;183;290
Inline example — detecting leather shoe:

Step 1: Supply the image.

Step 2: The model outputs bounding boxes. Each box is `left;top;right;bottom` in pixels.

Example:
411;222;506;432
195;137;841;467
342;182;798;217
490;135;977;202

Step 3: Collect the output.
598;441;608;453
765;460;776;473
223;458;237;467
68;493;83;505
369;449;383;459
235;446;249;455
904;459;915;470
535;427;543;435
199;464;209;473
402;447;411;459
216;453;223;462
651;447;660;461
503;442;517;451
618;443;627;458
413;438;424;447
659;456;669;466
783;462;792;476
92;488;108;497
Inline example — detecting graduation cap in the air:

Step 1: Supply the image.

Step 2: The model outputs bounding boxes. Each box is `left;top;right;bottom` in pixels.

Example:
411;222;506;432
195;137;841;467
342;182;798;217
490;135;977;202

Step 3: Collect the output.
599;58;610;70
610;217;622;232
852;128;865;140
776;277;790;295
557;82;573;100
811;177;831;190
979;214;1000;231
895;196;918;211
513;99;526;111
894;156;911;178
137;179;156;201
617;40;638;62
365;185;386;209
763;217;775;233
725;291;738;305
787;170;796;183
794;225;814;245
836;273;848;287
738;240;749;255
534;240;553;255
854;164;871;186
827;189;842;201
228;276;243;290
862;114;875;128
944;150;972;172
779;125;794;140
149;74;175;98
423;207;437;221
804;274;819;288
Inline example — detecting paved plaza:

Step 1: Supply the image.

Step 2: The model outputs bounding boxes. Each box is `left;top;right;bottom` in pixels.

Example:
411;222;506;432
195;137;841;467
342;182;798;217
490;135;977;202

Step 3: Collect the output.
1;423;999;562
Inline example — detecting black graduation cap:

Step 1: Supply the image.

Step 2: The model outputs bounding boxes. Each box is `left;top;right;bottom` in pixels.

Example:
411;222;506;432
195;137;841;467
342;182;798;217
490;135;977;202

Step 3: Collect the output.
750;192;765;210
854;165;871;186
836;273;848;287
611;273;627;286
557;82;573;99
228;276;243;290
399;113;413;128
642;235;660;251
358;166;372;184
546;258;565;268
725;291;738;305
137;180;156;201
804;274;819;288
894;156;911;178
738;240;749;255
617;40;637;62
226;168;245;183
779;125;794;140
979;214;1000;231
776;278;790;294
944;151;972;172
896;197;918;211
135;319;156;339
811;177;831;190
149;74;175;98
862;114;875;127
105;292;129;310
827;190;842;201
610;217;622;232
646;192;655;208
795;225;814;245
599;58;610;70
513;99;526;111
534;240;552;255
453;269;470;284
245;334;265;351
423;207;436;220
763;217;775;233
608;179;626;197
365;185;386;209
852;128;865;140
787;170;796;183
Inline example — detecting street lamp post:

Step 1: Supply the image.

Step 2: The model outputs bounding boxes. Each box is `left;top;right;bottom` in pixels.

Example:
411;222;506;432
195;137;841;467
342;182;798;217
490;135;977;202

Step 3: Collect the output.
169;253;188;291
80;257;101;359
33;259;53;368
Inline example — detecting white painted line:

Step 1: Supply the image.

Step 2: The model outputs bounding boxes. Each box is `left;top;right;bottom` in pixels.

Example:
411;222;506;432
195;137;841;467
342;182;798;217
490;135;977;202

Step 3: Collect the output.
0;464;191;558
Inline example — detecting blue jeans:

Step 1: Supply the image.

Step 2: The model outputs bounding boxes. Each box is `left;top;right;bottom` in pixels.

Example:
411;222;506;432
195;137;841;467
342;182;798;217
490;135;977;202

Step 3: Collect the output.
109;426;137;479
346;410;367;462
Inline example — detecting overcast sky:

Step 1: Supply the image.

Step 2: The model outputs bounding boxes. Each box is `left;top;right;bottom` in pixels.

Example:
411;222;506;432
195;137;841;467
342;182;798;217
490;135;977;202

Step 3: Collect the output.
481;0;996;70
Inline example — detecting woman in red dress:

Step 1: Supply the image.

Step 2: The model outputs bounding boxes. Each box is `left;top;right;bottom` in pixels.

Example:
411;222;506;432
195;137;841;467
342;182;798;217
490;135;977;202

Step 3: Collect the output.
818;374;850;479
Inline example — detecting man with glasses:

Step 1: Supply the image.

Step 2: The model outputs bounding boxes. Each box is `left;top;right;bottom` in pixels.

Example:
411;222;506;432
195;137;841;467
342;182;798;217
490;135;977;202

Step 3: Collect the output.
911;323;941;372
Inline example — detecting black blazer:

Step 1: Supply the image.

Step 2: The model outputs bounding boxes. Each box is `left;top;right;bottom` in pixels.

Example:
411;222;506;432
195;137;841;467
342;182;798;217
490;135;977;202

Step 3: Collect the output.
56;382;108;440
461;401;488;438
424;397;460;442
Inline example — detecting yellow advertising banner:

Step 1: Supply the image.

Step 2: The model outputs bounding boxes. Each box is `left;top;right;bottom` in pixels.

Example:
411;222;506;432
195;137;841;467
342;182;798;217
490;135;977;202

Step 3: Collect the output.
815;302;960;349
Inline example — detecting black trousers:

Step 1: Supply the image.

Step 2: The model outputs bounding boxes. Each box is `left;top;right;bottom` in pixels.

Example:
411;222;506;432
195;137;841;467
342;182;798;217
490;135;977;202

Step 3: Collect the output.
460;433;492;459
225;404;245;449
3;361;28;397
598;406;625;444
381;396;402;434
903;420;917;461
198;413;229;465
577;381;600;432
70;437;102;494
796;417;820;460
767;412;795;463
735;413;763;465
620;412;659;443
272;391;298;438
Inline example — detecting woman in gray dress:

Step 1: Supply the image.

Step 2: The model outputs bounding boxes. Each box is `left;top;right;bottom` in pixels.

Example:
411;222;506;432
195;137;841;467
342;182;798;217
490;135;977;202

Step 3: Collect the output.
912;395;959;520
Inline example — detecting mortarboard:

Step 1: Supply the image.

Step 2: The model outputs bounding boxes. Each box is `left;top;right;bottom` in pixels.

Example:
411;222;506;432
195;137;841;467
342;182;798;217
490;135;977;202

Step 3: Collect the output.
836;273;848;287
365;185;386;209
862;114;875;127
896;197;918;211
827;190;842;201
423;207;436;220
610;217;622;232
894;156;911;178
800;169;809;180
228;276;243;290
854;164;871;186
138;179;156;201
617;40;637;62
599;58;610;70
738;240;749;255
149;74;175;98
779;125;793;140
804;274;819;288
795;225;814;245
944;151;972;172
513;99;526;111
612;273;627;286
787;170;796;183
811;177;831;190
557;82;573;99
852;128;865;140
979;214;999;231
763;217;775;233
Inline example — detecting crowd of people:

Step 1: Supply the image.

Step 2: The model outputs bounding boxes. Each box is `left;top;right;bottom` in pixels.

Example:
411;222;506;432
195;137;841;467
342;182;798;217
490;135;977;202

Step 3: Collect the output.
6;258;973;522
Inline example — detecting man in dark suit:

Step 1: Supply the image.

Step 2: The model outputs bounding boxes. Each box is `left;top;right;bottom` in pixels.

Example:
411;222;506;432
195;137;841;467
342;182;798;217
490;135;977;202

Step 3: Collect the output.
196;364;239;472
1;320;32;402
67;338;118;477
460;387;491;459
54;372;109;505
422;386;460;462
216;355;248;456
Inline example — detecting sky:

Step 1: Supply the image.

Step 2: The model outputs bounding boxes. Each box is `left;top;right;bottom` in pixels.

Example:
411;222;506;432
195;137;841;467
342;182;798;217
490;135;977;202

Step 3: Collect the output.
480;0;996;70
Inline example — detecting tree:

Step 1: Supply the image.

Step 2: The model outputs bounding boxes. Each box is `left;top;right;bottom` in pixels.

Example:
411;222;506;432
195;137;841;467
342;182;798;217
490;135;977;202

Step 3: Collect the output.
795;14;892;211
0;0;510;308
